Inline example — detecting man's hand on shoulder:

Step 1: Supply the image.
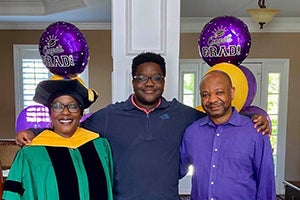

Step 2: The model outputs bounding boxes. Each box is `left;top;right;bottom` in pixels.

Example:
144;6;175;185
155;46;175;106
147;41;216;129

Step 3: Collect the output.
252;114;271;136
15;130;35;147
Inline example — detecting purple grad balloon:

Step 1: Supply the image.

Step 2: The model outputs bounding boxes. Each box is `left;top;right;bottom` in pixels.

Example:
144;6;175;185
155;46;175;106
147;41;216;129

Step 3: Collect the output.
80;112;93;122
16;105;51;132
198;16;251;66
239;65;257;108
39;21;89;76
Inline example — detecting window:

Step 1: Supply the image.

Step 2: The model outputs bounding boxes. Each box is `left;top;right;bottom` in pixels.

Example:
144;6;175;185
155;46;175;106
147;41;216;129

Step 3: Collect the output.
14;44;89;120
268;73;280;174
179;59;289;194
182;73;196;107
179;60;209;108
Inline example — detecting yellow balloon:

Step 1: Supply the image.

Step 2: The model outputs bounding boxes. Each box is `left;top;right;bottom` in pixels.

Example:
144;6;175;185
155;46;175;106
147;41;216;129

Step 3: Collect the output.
204;62;248;112
195;105;205;112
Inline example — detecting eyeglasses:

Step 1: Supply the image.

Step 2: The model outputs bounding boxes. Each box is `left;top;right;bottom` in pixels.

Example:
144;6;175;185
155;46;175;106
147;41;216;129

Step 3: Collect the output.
133;74;165;84
50;102;82;113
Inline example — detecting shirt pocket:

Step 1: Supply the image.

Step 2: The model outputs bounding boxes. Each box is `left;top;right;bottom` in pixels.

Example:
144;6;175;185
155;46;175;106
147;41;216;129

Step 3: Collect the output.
220;151;253;180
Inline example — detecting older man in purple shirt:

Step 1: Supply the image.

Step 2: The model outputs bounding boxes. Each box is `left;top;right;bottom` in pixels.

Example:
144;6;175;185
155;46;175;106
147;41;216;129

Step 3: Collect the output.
180;70;276;200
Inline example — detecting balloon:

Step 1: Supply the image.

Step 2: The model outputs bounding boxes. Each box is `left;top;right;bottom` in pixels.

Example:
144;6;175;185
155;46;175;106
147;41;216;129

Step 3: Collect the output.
198;16;251;66
16;105;51;132
205;62;248;112
239;65;257;108
241;105;272;132
39;21;89;76
195;105;205;112
80;112;92;122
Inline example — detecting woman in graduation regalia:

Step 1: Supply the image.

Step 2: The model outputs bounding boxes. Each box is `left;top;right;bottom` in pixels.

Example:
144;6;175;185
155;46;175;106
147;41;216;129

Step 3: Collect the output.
2;76;114;200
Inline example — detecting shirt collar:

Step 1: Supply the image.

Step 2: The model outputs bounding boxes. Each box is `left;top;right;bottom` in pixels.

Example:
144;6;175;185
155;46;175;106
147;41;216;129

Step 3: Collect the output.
198;107;242;127
130;94;162;114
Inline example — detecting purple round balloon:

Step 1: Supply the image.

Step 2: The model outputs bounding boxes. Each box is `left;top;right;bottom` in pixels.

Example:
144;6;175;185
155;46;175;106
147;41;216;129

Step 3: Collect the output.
198;16;251;66
39;21;89;76
241;105;272;132
80;112;92;122
239;65;257;108
16;105;51;132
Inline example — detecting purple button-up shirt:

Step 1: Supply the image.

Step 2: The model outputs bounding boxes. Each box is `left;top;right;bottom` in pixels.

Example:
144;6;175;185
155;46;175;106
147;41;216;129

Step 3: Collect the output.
180;108;276;200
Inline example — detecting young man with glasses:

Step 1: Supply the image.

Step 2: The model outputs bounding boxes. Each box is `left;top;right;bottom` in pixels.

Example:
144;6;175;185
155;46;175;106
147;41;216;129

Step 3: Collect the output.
16;52;270;200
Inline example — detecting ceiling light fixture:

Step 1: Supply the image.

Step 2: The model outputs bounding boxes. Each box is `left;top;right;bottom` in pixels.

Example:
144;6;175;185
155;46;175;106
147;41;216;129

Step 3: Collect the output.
246;0;280;29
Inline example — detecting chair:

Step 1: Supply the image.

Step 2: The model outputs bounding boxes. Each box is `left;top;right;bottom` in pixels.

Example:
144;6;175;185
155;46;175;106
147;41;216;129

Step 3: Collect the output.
0;139;20;198
0;160;4;198
0;140;20;170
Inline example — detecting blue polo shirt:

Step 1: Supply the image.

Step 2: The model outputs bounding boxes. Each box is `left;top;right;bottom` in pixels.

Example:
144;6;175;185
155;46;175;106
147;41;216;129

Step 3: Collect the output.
82;95;205;200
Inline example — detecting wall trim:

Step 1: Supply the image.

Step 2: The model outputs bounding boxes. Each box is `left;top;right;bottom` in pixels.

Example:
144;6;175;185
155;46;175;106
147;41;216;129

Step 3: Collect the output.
0;17;299;33
180;17;300;33
0;22;111;30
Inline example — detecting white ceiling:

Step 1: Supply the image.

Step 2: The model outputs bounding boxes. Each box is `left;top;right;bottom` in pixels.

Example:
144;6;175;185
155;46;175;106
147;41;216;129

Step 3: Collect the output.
0;0;110;23
0;0;298;23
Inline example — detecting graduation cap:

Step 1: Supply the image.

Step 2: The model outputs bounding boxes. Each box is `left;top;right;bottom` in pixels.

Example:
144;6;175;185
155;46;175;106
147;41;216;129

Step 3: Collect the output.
33;75;98;109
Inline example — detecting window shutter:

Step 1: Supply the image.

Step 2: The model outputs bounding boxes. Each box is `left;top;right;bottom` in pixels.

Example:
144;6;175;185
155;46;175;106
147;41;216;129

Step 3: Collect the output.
22;59;51;108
